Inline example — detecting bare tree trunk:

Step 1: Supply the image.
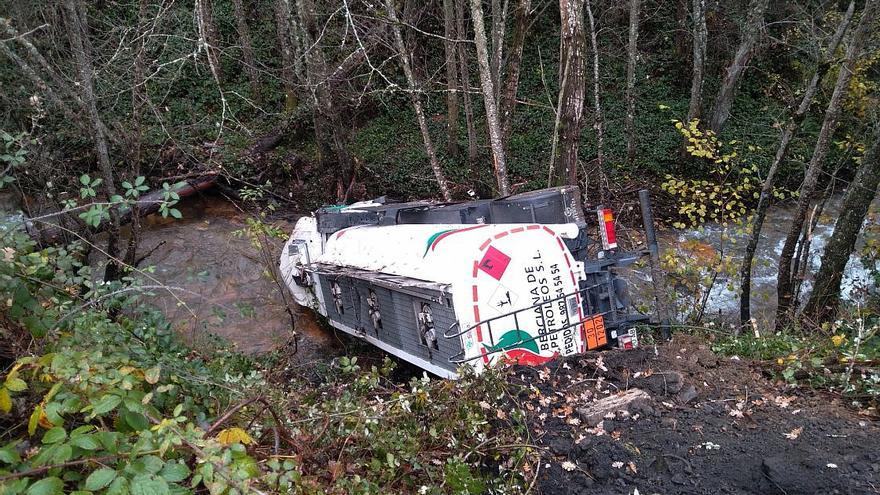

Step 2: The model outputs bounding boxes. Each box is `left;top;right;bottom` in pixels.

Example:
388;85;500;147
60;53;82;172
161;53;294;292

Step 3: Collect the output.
792;158;844;306
2;19;82;110
624;0;640;165
549;0;586;187
0;42;79;123
686;0;707;124
123;0;150;269
456;0;479;167
443;0;460;158
2;18;117;143
707;0;769;134
276;0;300;111
63;0;122;281
470;0;510;195
775;0;877;329
195;0;222;84
805;128;880;323
296;0;355;201
490;0;508;101
674;0;689;77
499;0;531;152
738;0;855;328
791;203;818;306
385;0;452;201
585;0;605;186
232;0;262;102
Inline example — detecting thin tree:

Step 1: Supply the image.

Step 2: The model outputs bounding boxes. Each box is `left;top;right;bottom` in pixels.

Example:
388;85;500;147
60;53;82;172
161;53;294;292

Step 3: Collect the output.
296;0;356;201
549;0;586;187
805;125;880;323
1;18;114;140
455;0;479;166
470;0;510;195
624;0;640;165
739;0;856;327
585;0;605;181
122;0;151;270
195;0;222;84
385;0;452;201
775;0;877;329
0;40;79;124
674;0;689;73
232;0;262;102
499;0;532;152
275;0;300;110
63;0;122;280
686;0;707;124
707;0;769;134
490;0;507;101
443;0;460;158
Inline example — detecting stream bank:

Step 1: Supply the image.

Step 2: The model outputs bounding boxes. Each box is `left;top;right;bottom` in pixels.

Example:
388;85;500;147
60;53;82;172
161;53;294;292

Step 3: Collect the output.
116;190;878;357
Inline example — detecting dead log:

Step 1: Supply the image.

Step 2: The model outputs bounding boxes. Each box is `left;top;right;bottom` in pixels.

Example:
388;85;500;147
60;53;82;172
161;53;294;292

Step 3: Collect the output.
25;174;217;246
576;388;651;426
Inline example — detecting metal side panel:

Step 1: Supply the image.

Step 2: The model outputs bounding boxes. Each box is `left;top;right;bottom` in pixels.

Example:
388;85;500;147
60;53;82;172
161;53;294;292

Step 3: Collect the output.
315;272;462;375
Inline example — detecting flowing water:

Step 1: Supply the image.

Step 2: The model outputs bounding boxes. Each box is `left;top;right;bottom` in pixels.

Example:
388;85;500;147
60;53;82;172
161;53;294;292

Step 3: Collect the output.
2;191;876;356
133;197;340;359
649;194;879;326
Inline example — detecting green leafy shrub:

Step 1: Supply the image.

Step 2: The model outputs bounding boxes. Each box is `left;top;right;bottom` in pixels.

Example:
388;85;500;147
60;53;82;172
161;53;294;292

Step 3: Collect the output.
0;219;534;494
706;314;880;409
661;119;779;228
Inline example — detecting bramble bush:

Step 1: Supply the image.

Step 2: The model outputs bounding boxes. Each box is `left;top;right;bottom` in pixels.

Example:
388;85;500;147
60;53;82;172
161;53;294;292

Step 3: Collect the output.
706;314;880;410
0;216;534;494
0;222;270;495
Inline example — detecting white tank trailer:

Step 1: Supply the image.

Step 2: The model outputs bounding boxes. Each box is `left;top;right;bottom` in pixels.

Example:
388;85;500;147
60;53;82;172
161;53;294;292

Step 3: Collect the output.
279;186;661;378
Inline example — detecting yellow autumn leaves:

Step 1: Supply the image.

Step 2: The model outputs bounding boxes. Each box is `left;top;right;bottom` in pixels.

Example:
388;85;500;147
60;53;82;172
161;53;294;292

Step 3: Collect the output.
775;335;847;366
216;427;254;445
663;119;771;229
0;361;28;413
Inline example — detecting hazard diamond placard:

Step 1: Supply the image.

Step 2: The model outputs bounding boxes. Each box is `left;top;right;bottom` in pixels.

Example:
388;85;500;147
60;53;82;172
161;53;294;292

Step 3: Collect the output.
478;246;512;280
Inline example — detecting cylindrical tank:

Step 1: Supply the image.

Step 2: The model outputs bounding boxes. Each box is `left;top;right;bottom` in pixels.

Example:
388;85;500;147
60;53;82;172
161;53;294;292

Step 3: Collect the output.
304;221;589;370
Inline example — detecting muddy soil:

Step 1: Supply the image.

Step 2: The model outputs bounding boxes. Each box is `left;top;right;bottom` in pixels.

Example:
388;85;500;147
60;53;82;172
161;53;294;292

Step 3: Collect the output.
509;335;879;494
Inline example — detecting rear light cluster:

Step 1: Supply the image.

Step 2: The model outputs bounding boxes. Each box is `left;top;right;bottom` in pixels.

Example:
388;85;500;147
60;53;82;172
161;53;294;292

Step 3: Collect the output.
618;328;638;350
598;208;617;250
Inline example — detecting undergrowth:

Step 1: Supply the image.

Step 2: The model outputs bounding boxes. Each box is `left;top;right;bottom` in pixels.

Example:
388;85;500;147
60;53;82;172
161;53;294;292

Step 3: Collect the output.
0;224;535;494
704;316;880;410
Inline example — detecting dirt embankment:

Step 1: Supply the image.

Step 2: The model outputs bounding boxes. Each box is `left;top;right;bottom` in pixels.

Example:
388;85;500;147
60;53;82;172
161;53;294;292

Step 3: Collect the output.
509;336;880;494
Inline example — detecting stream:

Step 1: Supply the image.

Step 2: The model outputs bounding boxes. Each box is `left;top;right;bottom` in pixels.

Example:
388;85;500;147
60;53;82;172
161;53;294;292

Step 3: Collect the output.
655;194;878;327
133;197;339;360
2;191;876;356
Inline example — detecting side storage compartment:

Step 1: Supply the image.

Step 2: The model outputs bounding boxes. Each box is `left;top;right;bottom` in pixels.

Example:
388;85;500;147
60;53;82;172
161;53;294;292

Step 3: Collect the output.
315;273;462;375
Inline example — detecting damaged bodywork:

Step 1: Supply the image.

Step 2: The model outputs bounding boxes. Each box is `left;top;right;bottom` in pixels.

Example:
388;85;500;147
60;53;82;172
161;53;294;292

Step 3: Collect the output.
279;186;658;378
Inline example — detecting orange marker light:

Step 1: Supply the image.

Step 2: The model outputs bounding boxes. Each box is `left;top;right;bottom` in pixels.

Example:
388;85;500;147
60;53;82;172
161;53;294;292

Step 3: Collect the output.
598;208;617;250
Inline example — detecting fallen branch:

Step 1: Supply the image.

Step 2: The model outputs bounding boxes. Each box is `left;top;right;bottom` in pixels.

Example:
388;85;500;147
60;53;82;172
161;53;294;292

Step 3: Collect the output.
205;396;290;455
25;174;218;246
576;388;651;426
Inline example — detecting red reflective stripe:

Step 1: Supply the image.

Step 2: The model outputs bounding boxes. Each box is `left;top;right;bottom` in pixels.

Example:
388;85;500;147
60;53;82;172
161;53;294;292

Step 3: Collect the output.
556;237;565;250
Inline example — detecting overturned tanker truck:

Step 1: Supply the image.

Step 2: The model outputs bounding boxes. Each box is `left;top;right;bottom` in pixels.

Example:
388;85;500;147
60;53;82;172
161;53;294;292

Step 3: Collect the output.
279;186;661;378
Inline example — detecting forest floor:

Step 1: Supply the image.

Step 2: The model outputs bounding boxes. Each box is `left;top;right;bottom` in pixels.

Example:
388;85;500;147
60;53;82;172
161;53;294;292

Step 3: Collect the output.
509;335;880;495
